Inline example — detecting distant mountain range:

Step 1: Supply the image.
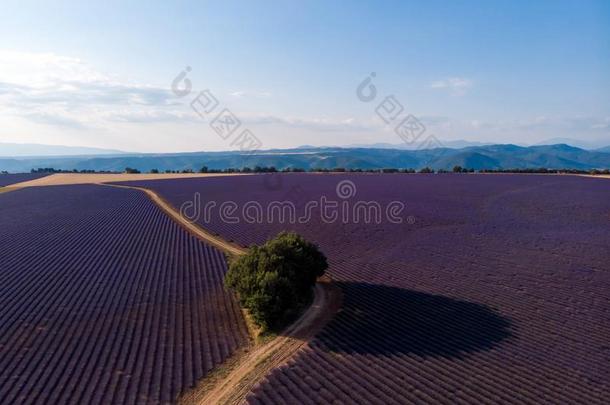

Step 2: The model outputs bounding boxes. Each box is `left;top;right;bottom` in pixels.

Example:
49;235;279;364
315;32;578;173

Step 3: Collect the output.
340;140;493;150
341;138;610;150
0;142;127;157
596;145;610;153
1;143;609;173
533;137;610;150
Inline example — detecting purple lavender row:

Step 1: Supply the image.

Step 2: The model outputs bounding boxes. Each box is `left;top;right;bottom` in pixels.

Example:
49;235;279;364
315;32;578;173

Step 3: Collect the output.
0;184;249;404
122;173;610;404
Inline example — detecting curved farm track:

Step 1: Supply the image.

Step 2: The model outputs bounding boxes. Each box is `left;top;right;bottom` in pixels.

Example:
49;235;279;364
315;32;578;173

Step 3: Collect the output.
102;182;343;405
181;278;342;405
8;173;607;403
0;176;341;404
0;184;250;404
120;173;610;404
101;183;245;257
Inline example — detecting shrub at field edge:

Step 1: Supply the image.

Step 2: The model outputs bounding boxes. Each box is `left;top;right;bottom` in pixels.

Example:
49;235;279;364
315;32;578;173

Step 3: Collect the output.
225;232;328;332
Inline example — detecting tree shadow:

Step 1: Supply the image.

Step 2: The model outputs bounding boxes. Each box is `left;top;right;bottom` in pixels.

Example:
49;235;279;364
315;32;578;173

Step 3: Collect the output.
316;282;512;358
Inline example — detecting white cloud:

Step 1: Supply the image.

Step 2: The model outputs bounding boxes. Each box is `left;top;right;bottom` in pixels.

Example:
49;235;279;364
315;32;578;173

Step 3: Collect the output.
0;50;180;128
2;51;605;152
24;111;89;129
569;116;610;131
430;77;473;95
0;50;106;88
228;90;272;98
240;113;373;132
104;110;196;123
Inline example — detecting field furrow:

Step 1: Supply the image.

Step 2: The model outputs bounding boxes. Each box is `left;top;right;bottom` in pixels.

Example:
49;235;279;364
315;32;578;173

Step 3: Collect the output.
124;173;610;404
0;184;249;404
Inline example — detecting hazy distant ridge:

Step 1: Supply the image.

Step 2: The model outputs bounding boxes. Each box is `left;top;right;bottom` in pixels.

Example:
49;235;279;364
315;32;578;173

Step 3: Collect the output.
1;143;609;173
0;142;127;157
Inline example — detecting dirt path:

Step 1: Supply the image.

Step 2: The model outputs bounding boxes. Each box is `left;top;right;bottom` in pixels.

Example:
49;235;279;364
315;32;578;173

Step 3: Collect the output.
3;172;344;404
0;187;17;194
181;277;342;405
101;183;246;256
100;182;342;405
7;172;245;188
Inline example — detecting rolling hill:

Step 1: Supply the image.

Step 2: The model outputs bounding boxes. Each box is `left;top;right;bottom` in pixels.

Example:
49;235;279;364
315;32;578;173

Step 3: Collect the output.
0;142;127;157
1;144;609;173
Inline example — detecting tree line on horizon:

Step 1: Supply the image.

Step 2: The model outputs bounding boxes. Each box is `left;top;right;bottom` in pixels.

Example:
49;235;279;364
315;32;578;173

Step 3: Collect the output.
22;166;610;176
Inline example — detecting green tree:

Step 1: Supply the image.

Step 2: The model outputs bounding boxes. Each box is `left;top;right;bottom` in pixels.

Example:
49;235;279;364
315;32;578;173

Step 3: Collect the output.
225;232;328;331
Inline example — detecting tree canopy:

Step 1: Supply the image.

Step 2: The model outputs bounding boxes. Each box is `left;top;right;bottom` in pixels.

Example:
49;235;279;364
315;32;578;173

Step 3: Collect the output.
225;232;328;332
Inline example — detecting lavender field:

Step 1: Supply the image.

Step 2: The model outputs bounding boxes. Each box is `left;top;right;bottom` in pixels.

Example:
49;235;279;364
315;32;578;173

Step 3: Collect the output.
125;173;610;404
0;185;248;404
0;173;50;187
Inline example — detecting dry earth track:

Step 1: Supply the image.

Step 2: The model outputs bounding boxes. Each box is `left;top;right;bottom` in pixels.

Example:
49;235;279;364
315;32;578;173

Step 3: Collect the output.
180;278;341;405
98;182;343;404
7;172;245;188
3;172;342;404
101;183;246;257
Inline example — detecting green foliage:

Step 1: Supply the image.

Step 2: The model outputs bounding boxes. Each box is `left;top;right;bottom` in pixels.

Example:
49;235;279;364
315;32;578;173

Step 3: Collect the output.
225;232;328;331
590;168;610;175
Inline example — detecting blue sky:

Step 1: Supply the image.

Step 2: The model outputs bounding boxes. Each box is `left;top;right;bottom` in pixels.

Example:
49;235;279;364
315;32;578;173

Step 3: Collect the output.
0;0;608;152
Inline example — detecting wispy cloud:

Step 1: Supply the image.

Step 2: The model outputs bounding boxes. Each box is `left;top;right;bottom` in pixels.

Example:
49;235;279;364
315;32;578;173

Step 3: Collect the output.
23;111;89;129
240;114;372;132
104;110;196;123
430;77;473;96
228;90;272;98
567;116;610;131
0;50;180;128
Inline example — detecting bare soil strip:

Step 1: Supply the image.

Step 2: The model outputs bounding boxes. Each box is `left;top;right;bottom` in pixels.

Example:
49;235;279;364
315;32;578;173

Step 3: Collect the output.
99;182;342;405
7;172;246;188
180;277;342;405
6;172;609;190
102;183;246;256
0;187;17;194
